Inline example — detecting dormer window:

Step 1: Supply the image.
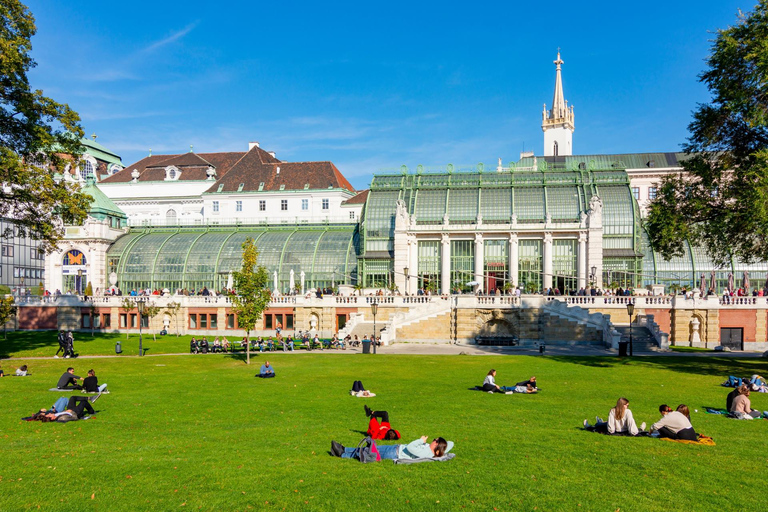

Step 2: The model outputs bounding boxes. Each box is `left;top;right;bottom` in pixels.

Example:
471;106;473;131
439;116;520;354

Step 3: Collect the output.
164;166;181;181
217;184;224;192
79;156;98;182
304;183;309;190
258;182;265;191
279;185;285;191
237;183;245;192
109;163;123;175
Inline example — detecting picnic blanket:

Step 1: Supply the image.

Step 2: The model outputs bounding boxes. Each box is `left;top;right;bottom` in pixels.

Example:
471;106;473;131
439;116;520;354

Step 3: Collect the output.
660;434;715;446
48;388;109;394
394;453;456;465
704;407;729;415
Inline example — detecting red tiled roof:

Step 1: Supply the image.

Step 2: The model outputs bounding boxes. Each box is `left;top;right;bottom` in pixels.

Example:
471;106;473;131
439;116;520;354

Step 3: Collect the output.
204;147;355;193
100;151;250;183
342;189;368;205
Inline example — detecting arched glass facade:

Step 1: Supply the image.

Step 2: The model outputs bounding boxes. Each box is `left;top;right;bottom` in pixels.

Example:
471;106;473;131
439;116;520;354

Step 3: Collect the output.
107;225;358;293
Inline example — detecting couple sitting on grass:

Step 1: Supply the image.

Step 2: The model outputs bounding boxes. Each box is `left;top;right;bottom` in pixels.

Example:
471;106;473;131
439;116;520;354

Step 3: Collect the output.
726;385;767;419
482;369;538;394
330;405;454;462
584;398;699;440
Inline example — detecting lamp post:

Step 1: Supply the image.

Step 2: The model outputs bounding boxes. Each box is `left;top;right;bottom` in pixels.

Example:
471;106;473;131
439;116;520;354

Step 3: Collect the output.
590;266;597;285
77;269;83;295
626;301;635;357
137;299;145;356
370;301;378;354
404;267;409;296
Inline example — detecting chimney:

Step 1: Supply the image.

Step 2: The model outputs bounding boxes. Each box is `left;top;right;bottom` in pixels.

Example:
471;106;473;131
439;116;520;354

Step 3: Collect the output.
268;151;276;158
276;166;280;175
248;141;260;150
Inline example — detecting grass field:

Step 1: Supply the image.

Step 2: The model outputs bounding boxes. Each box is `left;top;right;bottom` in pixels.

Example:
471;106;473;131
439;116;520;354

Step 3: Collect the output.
2;332;768;511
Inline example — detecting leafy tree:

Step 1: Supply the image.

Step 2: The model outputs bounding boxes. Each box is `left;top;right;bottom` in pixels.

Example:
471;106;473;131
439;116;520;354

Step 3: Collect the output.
165;301;181;336
0;1;91;253
230;238;271;365
646;2;768;266
84;281;93;297
0;296;16;338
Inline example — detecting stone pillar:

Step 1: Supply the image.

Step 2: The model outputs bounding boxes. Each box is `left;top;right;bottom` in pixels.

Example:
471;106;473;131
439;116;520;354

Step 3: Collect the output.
474;233;484;292
543;232;553;290
408;236;419;295
578;232;587;289
509;234;519;287
441;233;451;294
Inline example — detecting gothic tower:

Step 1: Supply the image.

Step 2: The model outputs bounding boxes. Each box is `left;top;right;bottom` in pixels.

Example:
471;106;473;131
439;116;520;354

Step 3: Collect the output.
542;51;575;156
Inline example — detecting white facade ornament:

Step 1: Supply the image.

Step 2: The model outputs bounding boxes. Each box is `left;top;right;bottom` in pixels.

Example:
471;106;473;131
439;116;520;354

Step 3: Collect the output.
690;317;701;344
441;233;450;245
300;270;306;295
395;199;409;230
131;169;140;182
206;166;216;180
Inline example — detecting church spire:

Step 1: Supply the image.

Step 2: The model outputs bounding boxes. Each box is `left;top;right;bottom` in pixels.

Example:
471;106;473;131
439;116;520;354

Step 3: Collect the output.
542;50;574;156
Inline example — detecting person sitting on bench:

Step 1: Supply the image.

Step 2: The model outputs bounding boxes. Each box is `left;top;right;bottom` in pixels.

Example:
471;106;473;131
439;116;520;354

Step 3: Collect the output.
199;337;210;353
82;369;108;393
364;405;401;440
57;367;83;389
651;404;698;440
190;338;199;354
258;361;275;378
331;435;453;460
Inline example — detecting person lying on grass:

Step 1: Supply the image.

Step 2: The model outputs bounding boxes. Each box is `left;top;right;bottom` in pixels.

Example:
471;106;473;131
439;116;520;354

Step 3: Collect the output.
27;393;102;423
331;436;453;460
583;397;647;436
515;376;538;389
650;404;698;440
364;405;401;440
481;370;538;394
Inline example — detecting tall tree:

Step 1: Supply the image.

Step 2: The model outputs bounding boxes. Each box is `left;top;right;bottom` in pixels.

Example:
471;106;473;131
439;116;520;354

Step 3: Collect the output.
0;296;17;338
0;1;91;253
646;2;768;266
230;238;271;365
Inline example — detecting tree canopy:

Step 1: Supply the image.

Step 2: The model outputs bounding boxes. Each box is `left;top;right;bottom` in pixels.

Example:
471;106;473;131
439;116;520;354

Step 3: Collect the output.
0;0;91;253
646;1;768;266
230;238;272;365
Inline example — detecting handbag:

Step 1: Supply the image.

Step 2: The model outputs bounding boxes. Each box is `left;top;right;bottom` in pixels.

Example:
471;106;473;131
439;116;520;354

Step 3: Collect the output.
356;436;381;463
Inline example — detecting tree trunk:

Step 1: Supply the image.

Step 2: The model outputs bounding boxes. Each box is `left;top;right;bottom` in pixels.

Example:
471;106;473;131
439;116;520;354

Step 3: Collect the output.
246;330;250;365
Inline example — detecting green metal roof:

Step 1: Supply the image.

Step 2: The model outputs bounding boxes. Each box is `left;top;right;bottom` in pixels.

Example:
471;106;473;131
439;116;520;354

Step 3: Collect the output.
81;137;123;167
81;181;127;220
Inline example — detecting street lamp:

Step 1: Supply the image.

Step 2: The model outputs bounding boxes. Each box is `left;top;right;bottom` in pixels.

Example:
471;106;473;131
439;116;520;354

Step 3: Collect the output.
370;301;378;354
404;267;409;296
590;266;597;284
77;269;83;295
137;299;145;356
626;301;635;357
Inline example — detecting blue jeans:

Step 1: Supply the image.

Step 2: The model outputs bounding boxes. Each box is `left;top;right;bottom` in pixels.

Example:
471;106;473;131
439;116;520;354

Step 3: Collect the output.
341;444;401;460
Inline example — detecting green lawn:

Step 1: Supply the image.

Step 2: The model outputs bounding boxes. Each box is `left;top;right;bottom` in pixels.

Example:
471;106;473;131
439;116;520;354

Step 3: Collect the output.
1;334;767;511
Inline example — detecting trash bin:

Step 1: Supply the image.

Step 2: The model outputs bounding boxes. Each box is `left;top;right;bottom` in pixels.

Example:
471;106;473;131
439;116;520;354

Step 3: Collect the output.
362;340;372;354
115;341;122;354
618;341;628;357
539;343;546;354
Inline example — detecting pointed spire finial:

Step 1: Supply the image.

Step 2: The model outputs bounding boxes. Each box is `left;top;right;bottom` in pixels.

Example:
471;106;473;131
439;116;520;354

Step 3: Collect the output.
91;133;97;141
190;144;194;153
149;148;152;156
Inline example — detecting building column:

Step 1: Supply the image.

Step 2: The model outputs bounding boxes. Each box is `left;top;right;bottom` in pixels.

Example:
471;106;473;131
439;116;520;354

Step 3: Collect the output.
543;232;553;290
408;236;419;294
441;233;451;295
509;234;519;287
474;233;484;292
578;232;587;289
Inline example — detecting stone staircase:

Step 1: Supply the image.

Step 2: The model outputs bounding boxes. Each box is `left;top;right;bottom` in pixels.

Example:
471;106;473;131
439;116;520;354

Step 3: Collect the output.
538;308;604;345
614;325;661;352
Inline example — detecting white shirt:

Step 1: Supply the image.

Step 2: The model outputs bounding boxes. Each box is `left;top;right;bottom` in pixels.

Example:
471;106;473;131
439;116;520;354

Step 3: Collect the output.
608;408;639;435
651;411;692;434
483;375;496;387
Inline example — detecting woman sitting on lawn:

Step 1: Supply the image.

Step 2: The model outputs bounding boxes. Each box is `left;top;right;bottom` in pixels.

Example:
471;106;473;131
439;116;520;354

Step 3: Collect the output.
331;435;453;460
650;404;697;440
730;385;763;419
584;397;646;436
481;369;505;393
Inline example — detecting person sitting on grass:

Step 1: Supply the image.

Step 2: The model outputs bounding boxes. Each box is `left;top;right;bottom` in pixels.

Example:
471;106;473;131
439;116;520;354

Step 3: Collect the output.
481;369;506;393
15;365;29;376
363;405;401;440
651;404;698;440
258;361;275;378
726;385;742;412
583;397;647;436
56;367;82;389
331;435;453;461
82;369;108;393
730;385;763;419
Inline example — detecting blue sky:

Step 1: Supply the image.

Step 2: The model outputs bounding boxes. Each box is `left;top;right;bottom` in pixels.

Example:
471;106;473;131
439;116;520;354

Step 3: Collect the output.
27;0;746;189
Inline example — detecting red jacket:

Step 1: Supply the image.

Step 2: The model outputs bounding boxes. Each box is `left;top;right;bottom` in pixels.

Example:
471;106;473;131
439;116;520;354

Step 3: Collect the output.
367;417;399;440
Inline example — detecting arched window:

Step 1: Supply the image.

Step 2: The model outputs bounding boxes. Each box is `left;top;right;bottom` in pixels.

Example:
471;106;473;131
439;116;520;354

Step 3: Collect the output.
553;141;559;156
166;209;177;224
81;159;95;181
169;169;176;179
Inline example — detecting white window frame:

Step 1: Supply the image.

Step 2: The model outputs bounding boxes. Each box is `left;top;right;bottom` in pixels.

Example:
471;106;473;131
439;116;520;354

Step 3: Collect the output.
236;201;243;212
322;198;329;210
301;199;309;211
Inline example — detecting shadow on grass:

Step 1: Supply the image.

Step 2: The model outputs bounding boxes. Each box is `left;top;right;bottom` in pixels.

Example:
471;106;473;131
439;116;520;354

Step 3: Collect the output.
546;355;768;378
